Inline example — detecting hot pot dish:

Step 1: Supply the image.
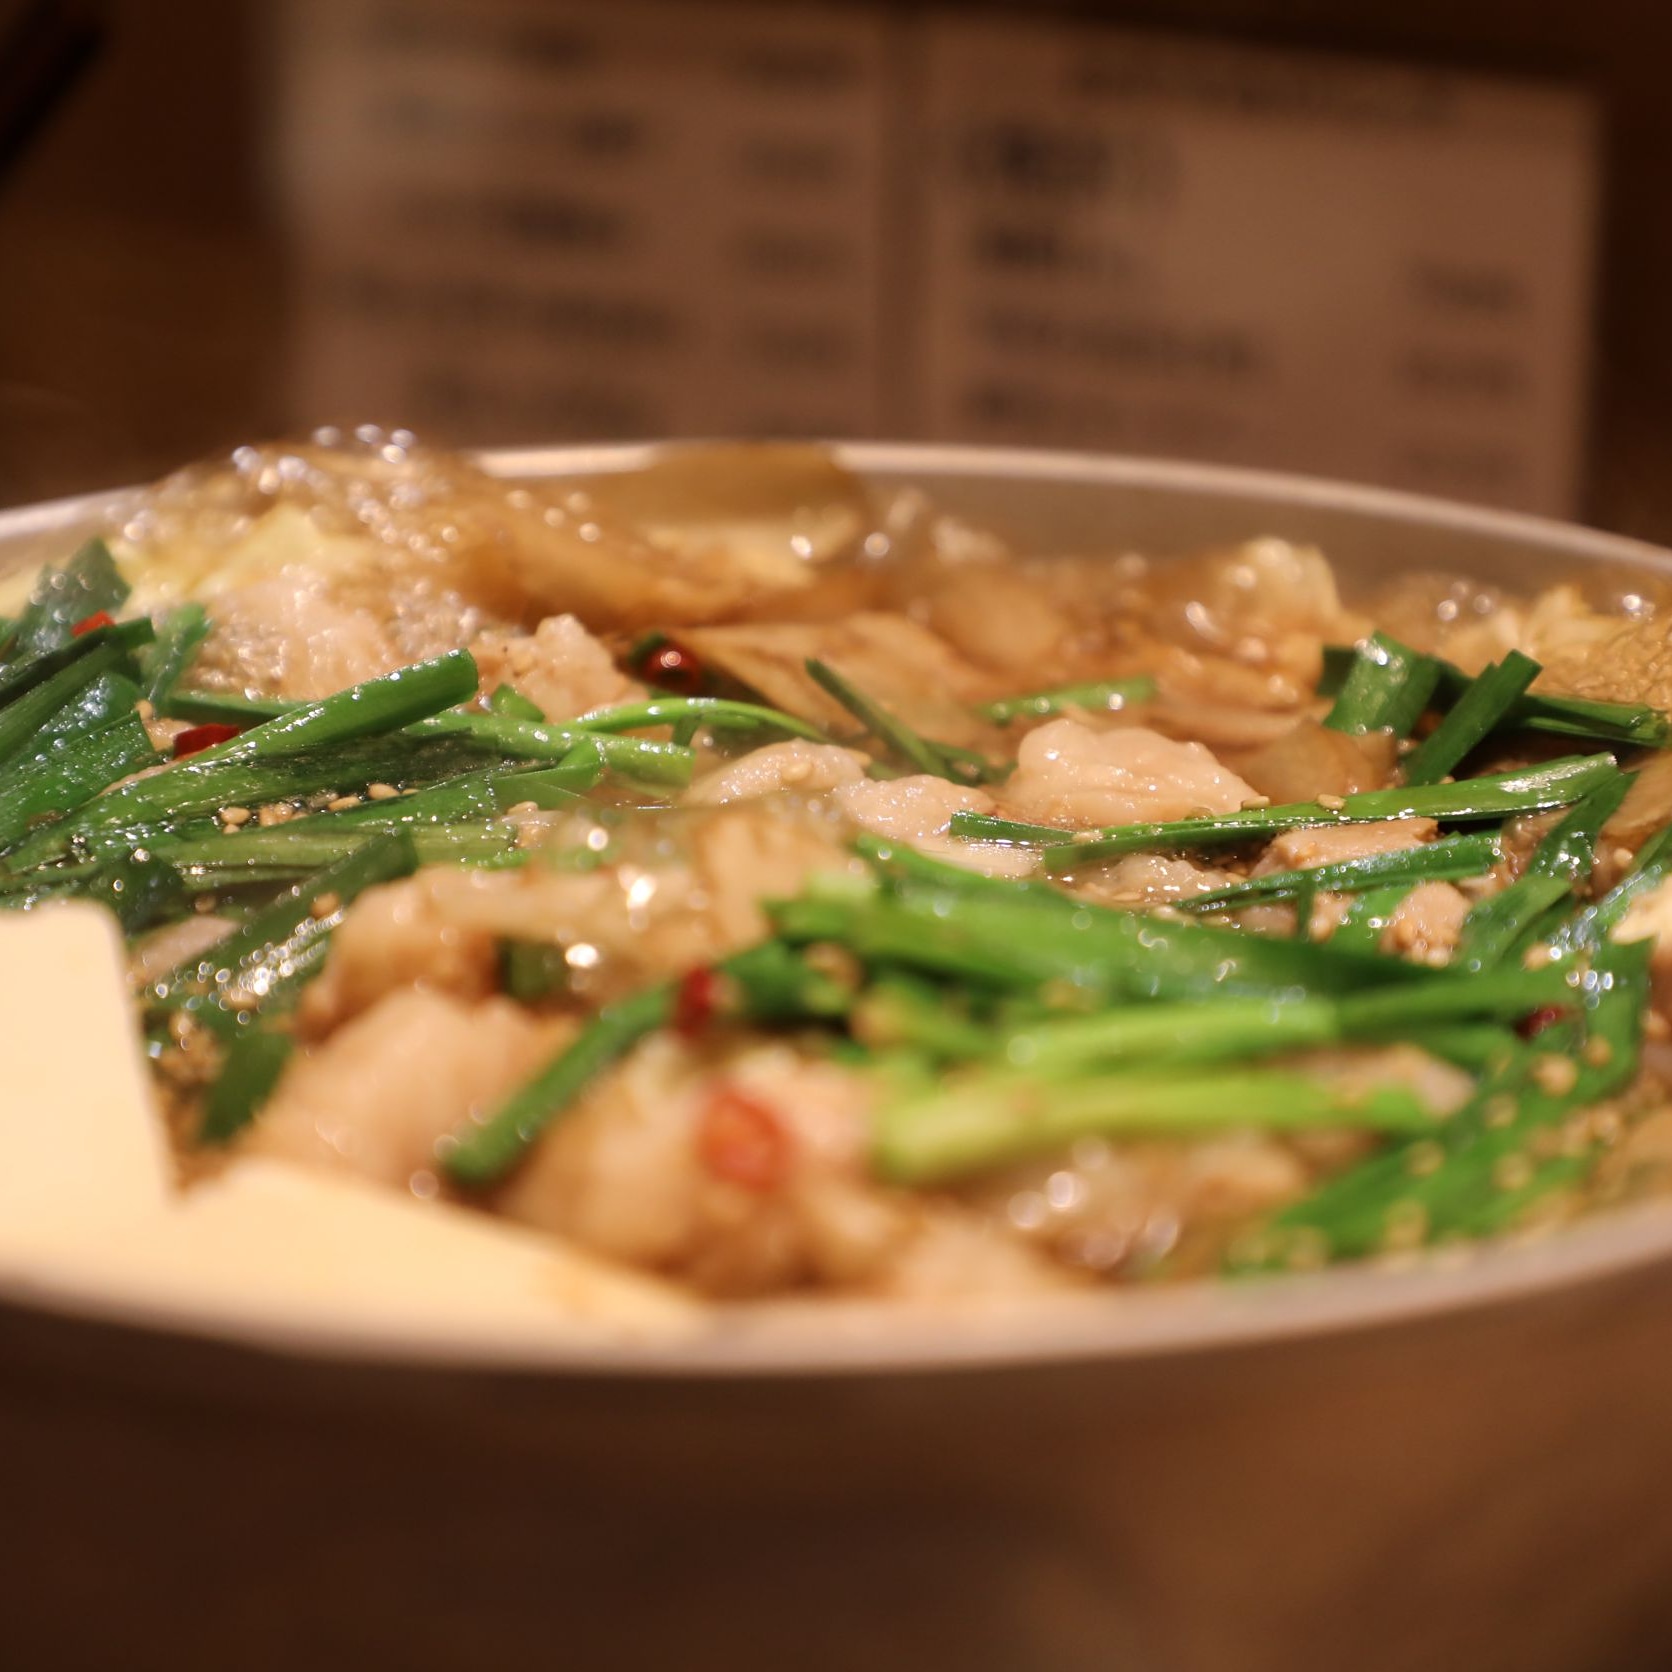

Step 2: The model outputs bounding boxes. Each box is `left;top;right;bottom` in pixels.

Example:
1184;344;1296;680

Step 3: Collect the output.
8;431;1672;1314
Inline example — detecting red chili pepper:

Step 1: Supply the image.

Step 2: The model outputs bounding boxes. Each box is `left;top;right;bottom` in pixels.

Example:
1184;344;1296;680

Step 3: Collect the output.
696;1084;790;1192
1517;1005;1569;1039
71;611;115;637
173;722;243;758
673;965;719;1039
634;641;709;697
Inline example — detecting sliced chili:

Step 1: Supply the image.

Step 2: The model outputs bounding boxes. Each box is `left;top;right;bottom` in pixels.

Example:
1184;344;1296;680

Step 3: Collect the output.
696;1083;791;1192
673;965;720;1039
173;722;243;758
1517;1005;1569;1040
634;641;709;697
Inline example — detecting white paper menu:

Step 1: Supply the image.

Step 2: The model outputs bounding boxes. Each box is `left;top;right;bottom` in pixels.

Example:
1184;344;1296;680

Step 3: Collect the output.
914;15;1598;515
274;0;893;441
274;0;1598;514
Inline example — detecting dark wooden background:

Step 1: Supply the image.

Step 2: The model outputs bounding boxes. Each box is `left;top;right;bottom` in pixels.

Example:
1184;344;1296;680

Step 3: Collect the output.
2;0;1669;536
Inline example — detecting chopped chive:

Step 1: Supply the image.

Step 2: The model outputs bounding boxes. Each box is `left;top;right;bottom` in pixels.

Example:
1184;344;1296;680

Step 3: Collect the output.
199;1028;295;1146
719;938;856;1023
159;689;291;726
1551;822;1672;956
980;677;1155;725
1243;941;1649;1266
1508;694;1671;749
1177;832;1498;915
768;875;1430;1003
443;981;676;1185
0;629;150;769
488;683;546;722
1430;659;1672;749
575;694;833;745
944;753;1618;867
0;539;130;674
1456;774;1629;972
499;939;570;1002
806;657;992;784
141;604;211;705
999;964;1572;1076
1322;647;1670;750
150;830;419;1035
852;833;1048;897
152;820;519;881
1323;632;1440;738
1400;651;1541;786
874;1066;1439;1186
0;710;158;851
411;710;693;787
1416;1024;1522;1073
4;731;499;871
1328;882;1413;955
29;671;143;755
853;975;997;1060
194;650;480;766
79;845;188;934
0;616;153;718
948;811;1078;848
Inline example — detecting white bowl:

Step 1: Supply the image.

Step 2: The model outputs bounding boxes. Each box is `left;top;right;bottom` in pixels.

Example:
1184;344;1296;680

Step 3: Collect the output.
5;445;1671;1672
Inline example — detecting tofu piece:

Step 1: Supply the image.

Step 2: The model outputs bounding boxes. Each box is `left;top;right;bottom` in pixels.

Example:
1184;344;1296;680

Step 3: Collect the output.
0;906;173;1245
0;905;694;1341
153;1161;696;1337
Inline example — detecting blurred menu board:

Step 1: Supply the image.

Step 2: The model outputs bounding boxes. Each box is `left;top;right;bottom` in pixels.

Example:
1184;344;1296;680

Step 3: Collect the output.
916;16;1597;515
275;0;892;440
276;0;1597;515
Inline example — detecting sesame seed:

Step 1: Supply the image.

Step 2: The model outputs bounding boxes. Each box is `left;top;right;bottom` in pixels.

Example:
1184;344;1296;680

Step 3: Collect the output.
1582;1037;1614;1068
1283;1227;1329;1271
135;698;155;721
1317;794;1346;811
1227;1231;1273;1269
327;795;361;812
1239;795;1272;810
1522;943;1554;971
1405;1140;1445;1177
1382;1200;1429;1250
1483;1094;1517;1129
1493;1154;1535;1192
1646;1012;1671;1042
506;800;540;817
1530;1127;1565;1161
1531;1054;1579;1096
366;782;400;801
220;806;252;827
1612;847;1635;870
257;805;291;827
1072;830;1100;845
310;892;342;919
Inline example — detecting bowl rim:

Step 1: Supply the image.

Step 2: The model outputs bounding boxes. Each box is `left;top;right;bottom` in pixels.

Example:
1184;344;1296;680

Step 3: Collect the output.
8;438;1672;1381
